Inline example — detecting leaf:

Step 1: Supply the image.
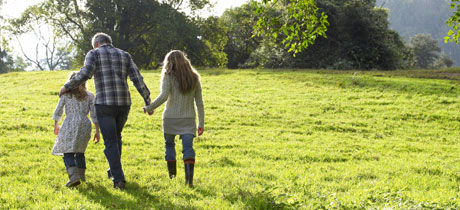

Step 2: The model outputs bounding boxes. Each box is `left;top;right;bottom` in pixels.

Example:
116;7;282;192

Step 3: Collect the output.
282;27;288;36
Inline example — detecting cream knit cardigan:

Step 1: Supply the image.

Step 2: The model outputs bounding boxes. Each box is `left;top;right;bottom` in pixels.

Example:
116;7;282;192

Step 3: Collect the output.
145;74;204;129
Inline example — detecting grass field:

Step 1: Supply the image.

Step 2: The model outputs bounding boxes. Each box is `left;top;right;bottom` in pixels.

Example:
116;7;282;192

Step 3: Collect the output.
0;68;460;209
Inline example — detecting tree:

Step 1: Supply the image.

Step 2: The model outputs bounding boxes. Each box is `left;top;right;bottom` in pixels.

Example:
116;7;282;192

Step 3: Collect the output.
376;0;460;66
253;0;329;55
0;0;9;73
11;0;213;69
247;0;408;70
14;26;71;70
220;3;261;68
160;0;212;14
8;0;91;67
194;16;228;67
409;34;441;69
434;53;454;68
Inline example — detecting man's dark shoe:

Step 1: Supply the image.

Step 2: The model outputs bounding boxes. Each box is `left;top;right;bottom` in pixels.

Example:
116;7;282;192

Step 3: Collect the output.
107;169;112;179
113;181;126;190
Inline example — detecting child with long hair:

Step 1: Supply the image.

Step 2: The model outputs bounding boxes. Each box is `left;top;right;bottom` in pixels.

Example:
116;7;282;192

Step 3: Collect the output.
144;50;204;187
52;71;100;187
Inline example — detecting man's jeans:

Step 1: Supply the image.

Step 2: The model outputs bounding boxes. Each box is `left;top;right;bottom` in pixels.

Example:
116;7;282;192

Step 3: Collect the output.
96;105;130;183
164;134;195;161
63;153;85;169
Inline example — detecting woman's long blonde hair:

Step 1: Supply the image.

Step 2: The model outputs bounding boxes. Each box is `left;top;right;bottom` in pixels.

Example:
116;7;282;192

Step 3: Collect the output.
162;50;200;94
67;71;88;101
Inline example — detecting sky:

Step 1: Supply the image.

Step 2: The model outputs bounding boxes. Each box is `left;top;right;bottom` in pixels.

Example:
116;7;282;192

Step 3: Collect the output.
1;0;249;69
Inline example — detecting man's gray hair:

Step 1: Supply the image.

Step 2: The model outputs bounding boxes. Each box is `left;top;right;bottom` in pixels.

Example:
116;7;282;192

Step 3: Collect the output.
92;32;112;48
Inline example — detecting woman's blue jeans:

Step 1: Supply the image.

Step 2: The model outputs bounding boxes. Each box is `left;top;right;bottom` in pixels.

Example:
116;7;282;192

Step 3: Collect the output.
63;153;85;169
164;134;195;161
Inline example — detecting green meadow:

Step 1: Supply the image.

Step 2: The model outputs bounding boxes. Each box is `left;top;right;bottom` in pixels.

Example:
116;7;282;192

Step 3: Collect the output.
0;69;459;209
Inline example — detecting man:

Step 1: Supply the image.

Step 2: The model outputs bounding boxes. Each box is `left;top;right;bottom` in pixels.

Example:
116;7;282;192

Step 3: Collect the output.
59;32;152;189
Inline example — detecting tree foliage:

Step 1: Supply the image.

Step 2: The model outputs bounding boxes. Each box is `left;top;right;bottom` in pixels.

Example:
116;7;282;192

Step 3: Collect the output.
220;3;260;68
241;0;408;70
376;0;457;66
409;34;441;69
10;0;215;69
446;0;460;43
194;16;228;67
253;0;329;56
0;0;27;73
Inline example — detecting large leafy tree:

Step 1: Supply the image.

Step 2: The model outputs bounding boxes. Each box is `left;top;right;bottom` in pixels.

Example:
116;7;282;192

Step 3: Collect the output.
194;16;228;67
10;0;213;69
86;0;204;68
248;0;408;70
220;3;261;68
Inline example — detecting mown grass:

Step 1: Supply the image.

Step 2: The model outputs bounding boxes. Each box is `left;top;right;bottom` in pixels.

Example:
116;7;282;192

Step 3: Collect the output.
0;68;459;209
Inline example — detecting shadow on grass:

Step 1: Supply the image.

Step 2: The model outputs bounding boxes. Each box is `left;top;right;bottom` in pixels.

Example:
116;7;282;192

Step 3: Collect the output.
223;188;295;210
189;176;295;209
79;182;178;209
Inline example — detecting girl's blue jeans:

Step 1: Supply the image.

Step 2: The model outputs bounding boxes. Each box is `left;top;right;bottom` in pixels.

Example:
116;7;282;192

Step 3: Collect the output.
63;153;85;169
164;133;195;161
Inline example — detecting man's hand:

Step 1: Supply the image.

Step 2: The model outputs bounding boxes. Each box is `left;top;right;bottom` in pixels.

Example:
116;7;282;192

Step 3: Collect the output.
93;131;100;144
198;127;204;136
59;86;68;97
143;107;154;115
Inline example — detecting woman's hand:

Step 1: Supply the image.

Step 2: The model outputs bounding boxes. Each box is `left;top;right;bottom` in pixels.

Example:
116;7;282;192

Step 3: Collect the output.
198;127;204;136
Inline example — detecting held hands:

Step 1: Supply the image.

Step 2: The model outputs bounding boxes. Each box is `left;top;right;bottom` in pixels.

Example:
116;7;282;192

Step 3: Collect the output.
143;107;154;115
198;127;204;136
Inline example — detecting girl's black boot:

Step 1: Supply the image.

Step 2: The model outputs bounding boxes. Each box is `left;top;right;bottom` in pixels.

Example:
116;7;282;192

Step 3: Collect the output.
184;163;194;188
167;161;176;179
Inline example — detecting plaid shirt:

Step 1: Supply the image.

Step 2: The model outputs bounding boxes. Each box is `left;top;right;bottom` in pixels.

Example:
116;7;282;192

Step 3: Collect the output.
65;45;151;106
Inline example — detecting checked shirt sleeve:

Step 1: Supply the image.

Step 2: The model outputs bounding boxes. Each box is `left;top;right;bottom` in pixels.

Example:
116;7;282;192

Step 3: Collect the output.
64;51;96;90
127;55;151;106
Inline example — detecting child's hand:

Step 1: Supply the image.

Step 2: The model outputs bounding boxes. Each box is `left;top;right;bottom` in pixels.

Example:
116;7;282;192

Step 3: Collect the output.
143;107;154;115
93;131;100;144
54;125;60;135
198;127;204;136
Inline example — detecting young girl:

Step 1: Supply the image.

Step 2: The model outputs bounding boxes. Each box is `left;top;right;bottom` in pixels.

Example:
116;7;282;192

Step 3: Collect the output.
52;71;100;187
144;50;204;188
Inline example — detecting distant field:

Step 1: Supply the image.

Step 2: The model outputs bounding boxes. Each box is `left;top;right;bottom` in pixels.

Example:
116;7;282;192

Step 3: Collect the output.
0;68;459;209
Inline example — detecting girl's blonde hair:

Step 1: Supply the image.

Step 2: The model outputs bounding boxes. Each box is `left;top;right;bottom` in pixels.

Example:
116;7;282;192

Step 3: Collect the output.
162;50;200;94
67;71;88;101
